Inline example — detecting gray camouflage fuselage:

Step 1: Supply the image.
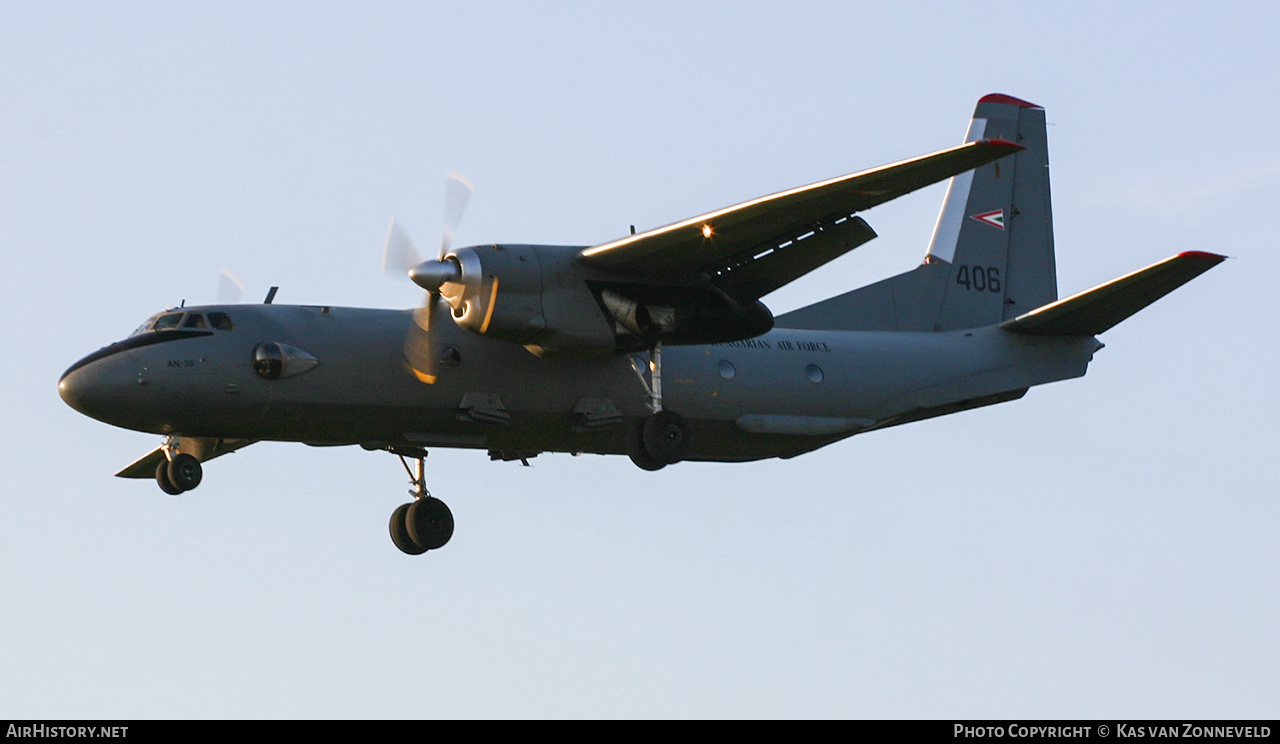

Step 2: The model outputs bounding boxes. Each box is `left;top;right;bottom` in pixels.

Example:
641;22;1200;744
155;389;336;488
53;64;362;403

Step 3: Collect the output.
60;299;1100;462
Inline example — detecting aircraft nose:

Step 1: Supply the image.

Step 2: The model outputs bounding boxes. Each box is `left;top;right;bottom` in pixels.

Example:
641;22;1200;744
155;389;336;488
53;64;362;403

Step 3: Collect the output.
58;349;135;423
59;358;103;416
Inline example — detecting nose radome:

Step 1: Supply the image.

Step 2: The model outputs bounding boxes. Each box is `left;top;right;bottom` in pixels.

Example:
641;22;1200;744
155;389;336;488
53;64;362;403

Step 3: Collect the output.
58;353;136;424
59;361;102;417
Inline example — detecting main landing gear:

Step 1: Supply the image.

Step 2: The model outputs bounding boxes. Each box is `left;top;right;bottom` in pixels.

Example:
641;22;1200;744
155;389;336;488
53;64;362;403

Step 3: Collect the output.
625;341;691;471
387;449;454;555
155;437;203;495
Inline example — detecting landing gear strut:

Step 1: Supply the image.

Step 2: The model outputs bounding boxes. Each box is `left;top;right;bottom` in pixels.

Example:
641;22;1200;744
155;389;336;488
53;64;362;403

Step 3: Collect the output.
625;341;690;470
154;436;202;495
388;449;454;555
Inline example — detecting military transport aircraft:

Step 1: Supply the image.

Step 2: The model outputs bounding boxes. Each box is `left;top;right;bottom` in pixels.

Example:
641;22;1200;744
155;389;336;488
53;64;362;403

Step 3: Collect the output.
59;94;1224;555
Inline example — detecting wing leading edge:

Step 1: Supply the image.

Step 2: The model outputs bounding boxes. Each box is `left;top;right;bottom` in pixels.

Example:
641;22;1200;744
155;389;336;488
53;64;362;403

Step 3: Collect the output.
579;138;1025;302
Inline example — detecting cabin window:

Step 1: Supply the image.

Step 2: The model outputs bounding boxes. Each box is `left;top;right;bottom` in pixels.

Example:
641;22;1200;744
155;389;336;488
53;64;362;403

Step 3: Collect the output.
805;364;824;384
717;360;736;380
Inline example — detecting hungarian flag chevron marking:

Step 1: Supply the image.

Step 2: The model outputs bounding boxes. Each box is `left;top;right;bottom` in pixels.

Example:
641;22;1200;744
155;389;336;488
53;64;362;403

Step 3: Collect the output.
970;209;1005;230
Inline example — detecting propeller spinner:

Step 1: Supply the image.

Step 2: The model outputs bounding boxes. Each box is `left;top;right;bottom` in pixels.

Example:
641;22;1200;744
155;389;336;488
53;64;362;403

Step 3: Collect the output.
384;172;474;384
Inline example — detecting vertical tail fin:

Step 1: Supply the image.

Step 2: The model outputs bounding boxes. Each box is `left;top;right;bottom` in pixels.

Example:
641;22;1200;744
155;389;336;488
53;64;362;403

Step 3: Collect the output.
777;94;1057;333
926;94;1056;329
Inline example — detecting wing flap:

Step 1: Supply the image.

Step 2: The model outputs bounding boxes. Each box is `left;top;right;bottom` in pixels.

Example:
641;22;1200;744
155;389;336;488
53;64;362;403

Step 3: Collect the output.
579;138;1025;282
710;215;878;301
1000;251;1226;336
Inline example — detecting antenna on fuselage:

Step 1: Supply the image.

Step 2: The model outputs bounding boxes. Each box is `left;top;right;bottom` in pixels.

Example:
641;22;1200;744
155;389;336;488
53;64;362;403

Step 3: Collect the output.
263;287;278;304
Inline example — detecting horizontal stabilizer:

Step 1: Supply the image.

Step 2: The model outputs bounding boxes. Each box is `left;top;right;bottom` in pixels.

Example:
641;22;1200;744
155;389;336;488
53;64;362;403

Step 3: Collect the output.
116;437;256;478
1001;251;1225;336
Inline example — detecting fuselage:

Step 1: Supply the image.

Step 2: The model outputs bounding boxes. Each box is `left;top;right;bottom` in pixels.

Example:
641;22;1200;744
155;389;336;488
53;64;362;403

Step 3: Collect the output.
59;303;1101;463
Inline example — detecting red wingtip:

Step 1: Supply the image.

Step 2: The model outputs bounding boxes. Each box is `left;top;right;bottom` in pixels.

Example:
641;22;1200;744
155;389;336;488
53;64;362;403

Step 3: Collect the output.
979;93;1041;108
1177;251;1228;261
981;138;1026;151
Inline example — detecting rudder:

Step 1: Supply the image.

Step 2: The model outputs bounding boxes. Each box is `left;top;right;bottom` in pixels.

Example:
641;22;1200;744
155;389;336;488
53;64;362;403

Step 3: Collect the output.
927;94;1057;329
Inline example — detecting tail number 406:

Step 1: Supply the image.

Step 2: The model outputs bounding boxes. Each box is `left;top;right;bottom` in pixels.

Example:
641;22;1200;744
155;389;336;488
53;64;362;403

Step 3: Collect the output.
955;265;1002;293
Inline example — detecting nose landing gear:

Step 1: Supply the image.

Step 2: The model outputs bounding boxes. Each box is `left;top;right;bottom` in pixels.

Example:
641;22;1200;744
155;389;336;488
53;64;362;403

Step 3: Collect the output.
388;449;455;555
154;437;203;495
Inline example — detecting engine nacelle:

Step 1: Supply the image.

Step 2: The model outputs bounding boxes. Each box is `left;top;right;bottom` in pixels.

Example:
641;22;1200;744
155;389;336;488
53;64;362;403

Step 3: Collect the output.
429;243;774;356
439;244;618;354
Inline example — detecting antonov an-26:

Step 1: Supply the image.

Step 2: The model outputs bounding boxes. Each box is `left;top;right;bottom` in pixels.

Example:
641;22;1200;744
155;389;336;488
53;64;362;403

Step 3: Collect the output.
59;95;1224;554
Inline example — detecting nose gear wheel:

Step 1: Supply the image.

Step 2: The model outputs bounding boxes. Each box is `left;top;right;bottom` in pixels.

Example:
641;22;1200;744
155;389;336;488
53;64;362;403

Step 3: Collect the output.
153;436;203;495
155;460;185;495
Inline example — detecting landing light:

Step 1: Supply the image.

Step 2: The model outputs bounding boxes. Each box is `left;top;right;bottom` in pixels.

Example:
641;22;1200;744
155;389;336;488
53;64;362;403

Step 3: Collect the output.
701;224;714;239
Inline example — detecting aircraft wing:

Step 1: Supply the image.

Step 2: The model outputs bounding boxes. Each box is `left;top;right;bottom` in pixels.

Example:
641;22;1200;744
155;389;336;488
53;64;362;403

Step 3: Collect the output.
579;138;1024;302
115;437;256;479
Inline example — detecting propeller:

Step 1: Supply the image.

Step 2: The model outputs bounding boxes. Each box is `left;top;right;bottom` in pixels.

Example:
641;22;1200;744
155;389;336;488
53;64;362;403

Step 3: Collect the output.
440;171;473;259
217;269;245;304
381;220;422;277
385;172;474;383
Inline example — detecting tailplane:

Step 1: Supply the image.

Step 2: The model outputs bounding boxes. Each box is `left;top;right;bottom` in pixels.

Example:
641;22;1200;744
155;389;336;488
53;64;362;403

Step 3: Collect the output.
1001;251;1226;336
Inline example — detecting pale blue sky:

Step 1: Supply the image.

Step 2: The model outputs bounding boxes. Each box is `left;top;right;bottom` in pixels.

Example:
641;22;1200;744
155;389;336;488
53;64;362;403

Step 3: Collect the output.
2;2;1276;717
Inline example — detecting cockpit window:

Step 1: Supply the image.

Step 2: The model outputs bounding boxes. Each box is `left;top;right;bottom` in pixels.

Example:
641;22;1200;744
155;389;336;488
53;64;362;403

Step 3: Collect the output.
130;310;235;336
151;313;183;331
